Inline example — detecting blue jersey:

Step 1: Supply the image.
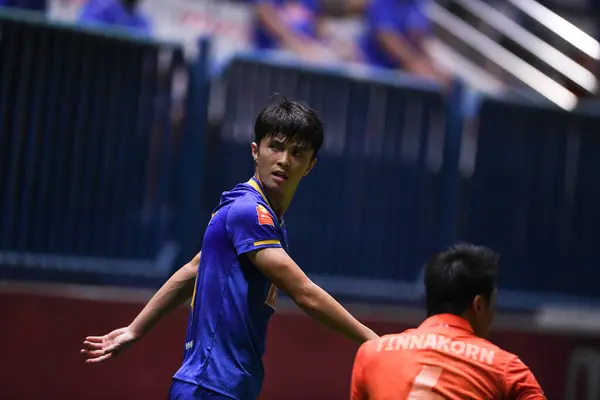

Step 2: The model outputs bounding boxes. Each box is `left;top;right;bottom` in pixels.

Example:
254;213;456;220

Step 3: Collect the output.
173;177;288;400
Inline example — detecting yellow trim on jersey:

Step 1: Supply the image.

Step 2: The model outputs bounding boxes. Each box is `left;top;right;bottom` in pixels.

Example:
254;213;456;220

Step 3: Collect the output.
254;240;281;247
247;178;284;227
247;179;271;208
190;273;199;311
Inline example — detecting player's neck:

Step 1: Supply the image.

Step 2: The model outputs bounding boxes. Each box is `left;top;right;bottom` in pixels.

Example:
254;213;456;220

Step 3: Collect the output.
254;174;294;220
268;192;291;220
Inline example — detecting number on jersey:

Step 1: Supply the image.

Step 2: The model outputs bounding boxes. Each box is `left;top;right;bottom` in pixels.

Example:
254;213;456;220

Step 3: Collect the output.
408;366;444;399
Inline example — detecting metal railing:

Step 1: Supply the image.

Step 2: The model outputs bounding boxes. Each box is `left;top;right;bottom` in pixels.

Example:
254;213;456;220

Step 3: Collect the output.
427;0;598;109
0;9;208;279
506;0;600;60
453;0;596;93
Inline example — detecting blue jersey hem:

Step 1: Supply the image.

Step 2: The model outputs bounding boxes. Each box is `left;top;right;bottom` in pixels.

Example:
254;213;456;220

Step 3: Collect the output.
172;374;240;400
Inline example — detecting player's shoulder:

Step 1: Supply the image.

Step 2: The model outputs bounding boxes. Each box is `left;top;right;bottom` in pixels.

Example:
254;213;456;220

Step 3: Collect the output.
465;334;522;373
355;337;382;365
497;346;529;370
227;192;270;219
476;335;514;358
212;182;263;214
216;183;272;225
361;329;419;353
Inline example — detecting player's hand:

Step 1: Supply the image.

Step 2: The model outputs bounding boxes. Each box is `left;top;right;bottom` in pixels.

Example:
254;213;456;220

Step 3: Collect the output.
80;326;139;363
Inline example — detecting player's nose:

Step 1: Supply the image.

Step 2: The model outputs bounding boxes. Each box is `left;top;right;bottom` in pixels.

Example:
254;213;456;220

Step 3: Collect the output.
276;151;291;169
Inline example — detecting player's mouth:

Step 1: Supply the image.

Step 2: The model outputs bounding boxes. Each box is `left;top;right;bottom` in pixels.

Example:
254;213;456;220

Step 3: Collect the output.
272;170;288;183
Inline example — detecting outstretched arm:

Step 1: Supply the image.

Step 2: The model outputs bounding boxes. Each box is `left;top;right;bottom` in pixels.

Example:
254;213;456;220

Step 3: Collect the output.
226;200;378;344
129;252;200;337
248;248;378;343
81;252;200;363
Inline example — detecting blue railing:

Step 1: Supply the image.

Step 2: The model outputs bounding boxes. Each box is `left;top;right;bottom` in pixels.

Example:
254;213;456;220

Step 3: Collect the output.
0;10;207;282
457;96;600;300
1;10;600;308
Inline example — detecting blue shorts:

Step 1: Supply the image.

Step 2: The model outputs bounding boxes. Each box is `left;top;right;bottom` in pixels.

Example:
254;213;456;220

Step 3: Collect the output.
169;379;233;400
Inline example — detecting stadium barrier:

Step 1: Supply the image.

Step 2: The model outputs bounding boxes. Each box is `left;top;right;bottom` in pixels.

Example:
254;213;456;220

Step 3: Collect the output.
456;95;600;303
215;56;600;309
0;9;209;283
1;10;600;309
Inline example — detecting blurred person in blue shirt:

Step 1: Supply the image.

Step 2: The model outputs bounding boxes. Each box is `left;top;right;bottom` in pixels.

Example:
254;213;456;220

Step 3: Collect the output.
252;0;335;62
78;0;151;36
360;0;449;83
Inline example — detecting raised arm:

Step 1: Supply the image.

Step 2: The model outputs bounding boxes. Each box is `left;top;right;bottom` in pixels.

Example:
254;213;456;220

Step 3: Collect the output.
81;252;200;363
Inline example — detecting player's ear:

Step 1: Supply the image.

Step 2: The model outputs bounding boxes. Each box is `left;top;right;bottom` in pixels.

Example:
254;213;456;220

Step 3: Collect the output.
303;157;317;177
472;294;487;316
251;142;259;162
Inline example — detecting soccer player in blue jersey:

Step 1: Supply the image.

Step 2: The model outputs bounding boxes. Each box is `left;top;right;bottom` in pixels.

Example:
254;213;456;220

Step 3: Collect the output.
81;98;379;399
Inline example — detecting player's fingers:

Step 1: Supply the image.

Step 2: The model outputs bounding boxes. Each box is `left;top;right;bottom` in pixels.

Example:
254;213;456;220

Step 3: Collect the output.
85;353;113;364
85;336;104;343
80;349;105;358
103;344;120;354
82;341;103;350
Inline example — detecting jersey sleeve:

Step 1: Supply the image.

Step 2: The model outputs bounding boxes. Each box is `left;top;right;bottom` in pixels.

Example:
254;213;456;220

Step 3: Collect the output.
504;356;547;400
351;342;369;400
226;200;283;255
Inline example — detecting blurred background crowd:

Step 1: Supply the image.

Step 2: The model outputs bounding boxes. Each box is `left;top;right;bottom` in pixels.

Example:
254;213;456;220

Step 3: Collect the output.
3;0;599;100
1;0;600;399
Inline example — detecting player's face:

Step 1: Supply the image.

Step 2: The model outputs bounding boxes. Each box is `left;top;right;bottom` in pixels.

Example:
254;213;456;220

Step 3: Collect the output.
472;289;497;338
252;136;317;195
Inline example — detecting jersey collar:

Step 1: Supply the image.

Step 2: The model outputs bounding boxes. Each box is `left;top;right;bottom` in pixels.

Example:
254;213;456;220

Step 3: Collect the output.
419;314;474;334
247;177;284;226
247;177;271;208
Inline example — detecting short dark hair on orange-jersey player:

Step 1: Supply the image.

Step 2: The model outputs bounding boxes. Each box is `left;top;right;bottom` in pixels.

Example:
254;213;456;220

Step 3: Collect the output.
424;243;499;317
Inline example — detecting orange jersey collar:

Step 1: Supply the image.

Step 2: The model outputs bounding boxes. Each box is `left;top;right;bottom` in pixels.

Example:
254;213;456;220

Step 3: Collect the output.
419;314;475;334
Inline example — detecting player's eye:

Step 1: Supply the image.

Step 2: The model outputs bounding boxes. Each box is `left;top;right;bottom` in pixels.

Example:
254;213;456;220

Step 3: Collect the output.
269;142;284;151
292;147;310;158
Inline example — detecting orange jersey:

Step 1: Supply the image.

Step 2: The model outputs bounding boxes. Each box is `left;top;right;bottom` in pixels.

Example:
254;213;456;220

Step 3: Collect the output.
351;314;546;400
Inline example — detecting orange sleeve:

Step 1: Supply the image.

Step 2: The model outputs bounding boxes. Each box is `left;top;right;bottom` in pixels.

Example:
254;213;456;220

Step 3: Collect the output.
504;356;547;400
350;342;369;400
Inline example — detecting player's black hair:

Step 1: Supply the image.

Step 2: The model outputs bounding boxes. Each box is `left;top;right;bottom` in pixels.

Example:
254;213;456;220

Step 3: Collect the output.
424;243;499;317
254;97;324;157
